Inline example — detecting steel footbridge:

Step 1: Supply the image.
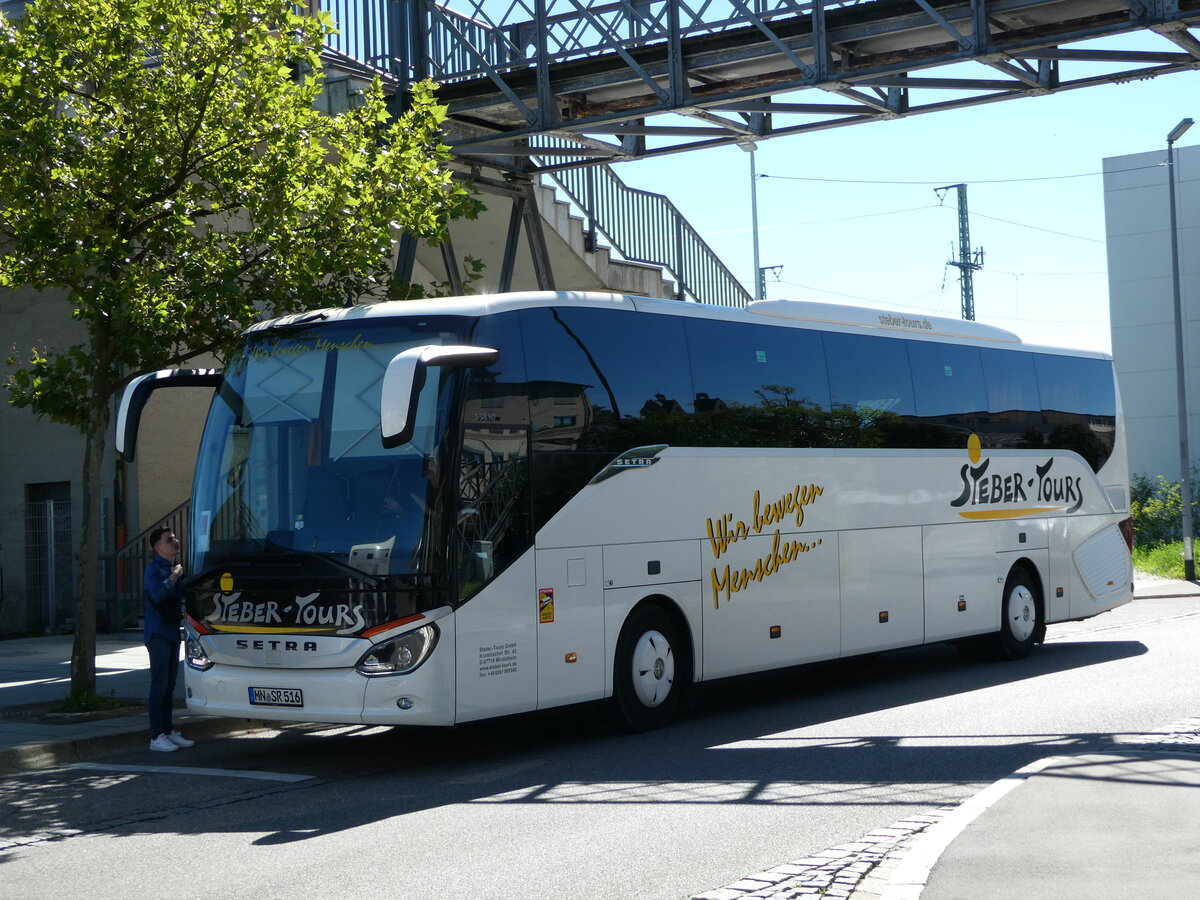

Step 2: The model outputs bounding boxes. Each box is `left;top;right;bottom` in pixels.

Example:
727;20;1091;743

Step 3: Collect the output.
322;0;1200;171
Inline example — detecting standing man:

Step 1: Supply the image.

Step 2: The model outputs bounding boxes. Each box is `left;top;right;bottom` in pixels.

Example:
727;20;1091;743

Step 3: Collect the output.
144;526;195;752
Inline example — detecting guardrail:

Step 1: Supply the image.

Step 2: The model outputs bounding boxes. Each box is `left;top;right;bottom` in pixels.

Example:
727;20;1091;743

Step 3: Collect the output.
316;0;877;83
538;145;750;307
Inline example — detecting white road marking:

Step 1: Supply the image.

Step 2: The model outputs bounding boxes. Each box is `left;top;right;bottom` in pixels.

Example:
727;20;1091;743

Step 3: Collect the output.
62;762;312;783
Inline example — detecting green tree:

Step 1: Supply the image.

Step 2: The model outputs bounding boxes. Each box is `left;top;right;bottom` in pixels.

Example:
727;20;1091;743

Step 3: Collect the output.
0;0;479;697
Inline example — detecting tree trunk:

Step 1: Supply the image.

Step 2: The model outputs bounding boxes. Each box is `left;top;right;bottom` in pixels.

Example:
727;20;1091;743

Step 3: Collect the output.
71;324;115;697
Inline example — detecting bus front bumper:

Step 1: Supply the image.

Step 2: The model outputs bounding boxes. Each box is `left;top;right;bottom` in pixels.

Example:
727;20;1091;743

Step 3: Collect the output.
183;652;456;727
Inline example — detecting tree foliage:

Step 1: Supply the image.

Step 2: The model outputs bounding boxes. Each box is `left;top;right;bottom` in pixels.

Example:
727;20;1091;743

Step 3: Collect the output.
0;0;479;693
1130;470;1200;546
1;0;478;424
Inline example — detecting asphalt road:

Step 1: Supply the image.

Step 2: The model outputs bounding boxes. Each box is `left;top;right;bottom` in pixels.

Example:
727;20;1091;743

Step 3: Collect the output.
2;593;1198;900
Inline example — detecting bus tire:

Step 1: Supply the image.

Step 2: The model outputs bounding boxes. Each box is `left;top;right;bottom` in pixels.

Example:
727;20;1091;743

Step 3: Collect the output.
989;566;1042;661
611;604;684;732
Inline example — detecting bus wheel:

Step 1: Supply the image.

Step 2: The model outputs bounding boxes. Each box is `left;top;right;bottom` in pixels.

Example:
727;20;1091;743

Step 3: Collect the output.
991;567;1042;660
611;605;683;732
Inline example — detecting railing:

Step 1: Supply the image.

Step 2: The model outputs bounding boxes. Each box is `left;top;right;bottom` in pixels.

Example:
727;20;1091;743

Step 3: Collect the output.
418;0;820;82
314;0;401;72
321;0;879;83
113;499;190;629
458;456;526;544
537;144;751;307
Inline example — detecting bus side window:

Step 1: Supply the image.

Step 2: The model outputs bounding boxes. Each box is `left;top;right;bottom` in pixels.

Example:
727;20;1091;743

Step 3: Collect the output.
978;348;1042;451
1032;354;1116;470
907;342;986;449
456;312;533;600
824;332;916;446
684;318;831;448
520;306;692;530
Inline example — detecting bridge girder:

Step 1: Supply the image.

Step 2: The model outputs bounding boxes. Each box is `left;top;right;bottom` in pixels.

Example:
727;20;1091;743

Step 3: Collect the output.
332;0;1200;171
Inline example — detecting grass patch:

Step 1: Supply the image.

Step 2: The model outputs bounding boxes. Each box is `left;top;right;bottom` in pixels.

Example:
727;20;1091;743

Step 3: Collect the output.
53;690;128;714
1133;541;1189;580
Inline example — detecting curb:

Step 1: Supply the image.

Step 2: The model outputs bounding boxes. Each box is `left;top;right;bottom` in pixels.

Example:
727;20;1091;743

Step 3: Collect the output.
0;715;270;777
877;755;1062;900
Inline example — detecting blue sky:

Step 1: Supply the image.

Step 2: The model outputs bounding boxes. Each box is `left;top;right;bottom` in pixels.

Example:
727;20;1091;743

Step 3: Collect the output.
607;41;1200;356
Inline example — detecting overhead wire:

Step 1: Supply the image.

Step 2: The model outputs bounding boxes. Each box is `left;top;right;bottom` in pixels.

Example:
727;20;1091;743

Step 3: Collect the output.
756;162;1164;186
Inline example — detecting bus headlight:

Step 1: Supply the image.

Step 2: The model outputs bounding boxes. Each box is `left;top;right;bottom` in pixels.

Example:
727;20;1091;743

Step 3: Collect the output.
185;634;214;671
356;624;439;677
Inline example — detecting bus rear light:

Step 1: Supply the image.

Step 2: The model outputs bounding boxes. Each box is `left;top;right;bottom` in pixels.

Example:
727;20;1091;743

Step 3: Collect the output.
1118;518;1134;552
186;614;210;635
356;624;439;677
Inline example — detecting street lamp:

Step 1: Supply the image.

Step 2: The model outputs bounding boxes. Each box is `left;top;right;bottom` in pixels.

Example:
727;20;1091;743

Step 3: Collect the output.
1168;117;1195;581
739;141;763;300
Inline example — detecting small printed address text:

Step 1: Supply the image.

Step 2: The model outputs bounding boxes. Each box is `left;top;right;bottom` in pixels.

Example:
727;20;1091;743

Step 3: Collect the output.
479;642;518;678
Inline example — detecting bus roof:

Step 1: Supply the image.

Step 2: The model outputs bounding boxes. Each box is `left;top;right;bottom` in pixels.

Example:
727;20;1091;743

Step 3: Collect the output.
250;291;1106;357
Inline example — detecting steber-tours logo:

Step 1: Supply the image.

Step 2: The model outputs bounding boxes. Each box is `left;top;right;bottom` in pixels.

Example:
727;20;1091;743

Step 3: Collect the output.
951;434;1083;519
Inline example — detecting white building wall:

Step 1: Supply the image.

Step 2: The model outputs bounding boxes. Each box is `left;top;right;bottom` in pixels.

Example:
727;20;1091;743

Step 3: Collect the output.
1105;143;1200;482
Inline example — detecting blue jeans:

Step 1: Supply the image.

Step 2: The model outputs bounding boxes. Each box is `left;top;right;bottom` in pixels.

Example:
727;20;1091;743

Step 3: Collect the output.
147;634;181;738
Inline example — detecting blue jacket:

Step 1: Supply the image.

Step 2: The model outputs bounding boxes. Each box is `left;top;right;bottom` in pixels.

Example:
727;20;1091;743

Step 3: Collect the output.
143;554;183;644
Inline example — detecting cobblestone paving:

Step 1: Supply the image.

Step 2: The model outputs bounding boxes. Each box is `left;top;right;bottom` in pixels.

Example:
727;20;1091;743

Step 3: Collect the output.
1118;715;1200;753
692;714;1200;900
690;807;956;900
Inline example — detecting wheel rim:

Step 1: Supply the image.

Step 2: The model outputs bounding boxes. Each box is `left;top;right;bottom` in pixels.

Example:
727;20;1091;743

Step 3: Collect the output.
631;629;675;708
1006;584;1036;643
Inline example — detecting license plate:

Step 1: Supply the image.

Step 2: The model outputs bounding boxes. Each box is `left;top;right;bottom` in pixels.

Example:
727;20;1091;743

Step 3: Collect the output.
248;686;303;707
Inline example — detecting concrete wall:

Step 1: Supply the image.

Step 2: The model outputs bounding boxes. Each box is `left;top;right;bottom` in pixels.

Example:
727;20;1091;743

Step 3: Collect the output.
1;286;103;633
134;378;214;530
1104;144;1200;482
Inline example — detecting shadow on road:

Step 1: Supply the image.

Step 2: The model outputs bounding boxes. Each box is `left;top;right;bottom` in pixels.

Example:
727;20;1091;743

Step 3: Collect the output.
0;636;1153;852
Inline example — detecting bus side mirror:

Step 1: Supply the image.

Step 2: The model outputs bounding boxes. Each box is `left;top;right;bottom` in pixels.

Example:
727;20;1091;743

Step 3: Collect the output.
115;369;221;462
380;345;499;448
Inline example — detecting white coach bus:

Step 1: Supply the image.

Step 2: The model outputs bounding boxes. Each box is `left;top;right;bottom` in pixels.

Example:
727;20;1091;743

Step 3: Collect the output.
117;292;1132;730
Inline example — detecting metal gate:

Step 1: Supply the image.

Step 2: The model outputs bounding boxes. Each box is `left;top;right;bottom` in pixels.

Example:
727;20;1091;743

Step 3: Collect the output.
24;482;74;634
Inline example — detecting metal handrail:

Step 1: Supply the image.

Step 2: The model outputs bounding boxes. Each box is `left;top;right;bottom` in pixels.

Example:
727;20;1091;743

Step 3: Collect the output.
539;149;750;307
115;499;191;626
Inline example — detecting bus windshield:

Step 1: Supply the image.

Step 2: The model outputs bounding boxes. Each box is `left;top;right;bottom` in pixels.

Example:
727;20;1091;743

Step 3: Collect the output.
191;316;469;583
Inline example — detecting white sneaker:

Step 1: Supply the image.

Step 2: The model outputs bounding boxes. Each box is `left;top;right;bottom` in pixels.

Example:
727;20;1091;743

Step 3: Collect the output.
149;734;179;752
165;731;194;748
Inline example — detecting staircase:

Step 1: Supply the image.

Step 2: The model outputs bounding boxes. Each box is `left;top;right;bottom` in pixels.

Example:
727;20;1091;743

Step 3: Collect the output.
532;176;679;299
406;167;684;301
